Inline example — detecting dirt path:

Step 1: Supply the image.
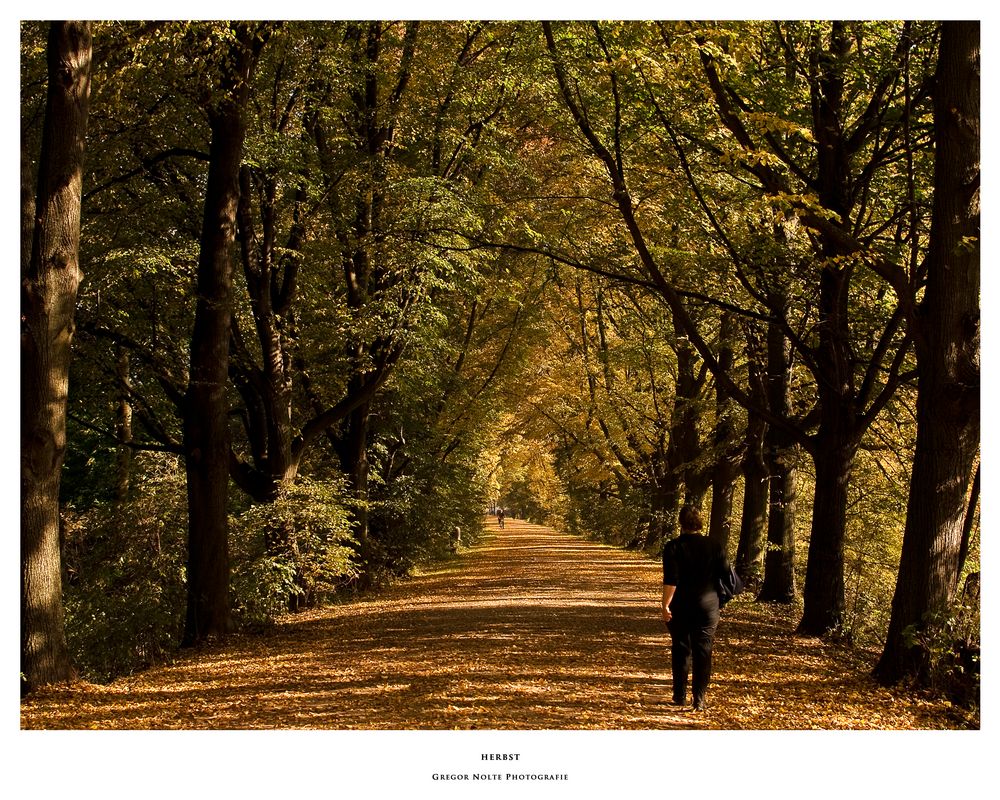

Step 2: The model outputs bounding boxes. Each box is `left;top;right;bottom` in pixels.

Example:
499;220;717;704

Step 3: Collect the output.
20;519;963;729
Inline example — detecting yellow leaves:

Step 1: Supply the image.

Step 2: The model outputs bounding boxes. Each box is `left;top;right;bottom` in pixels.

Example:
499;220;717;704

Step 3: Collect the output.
715;142;787;175
819;253;865;272
743;150;786;169
22;521;966;731
745;112;815;143
696;39;740;74
762;192;843;228
956;236;979;255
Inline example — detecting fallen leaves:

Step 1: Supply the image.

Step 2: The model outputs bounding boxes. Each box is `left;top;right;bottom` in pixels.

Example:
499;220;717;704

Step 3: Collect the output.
21;520;971;730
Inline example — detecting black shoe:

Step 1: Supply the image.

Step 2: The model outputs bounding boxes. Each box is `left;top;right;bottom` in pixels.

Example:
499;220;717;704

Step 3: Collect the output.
691;698;706;712
671;686;686;705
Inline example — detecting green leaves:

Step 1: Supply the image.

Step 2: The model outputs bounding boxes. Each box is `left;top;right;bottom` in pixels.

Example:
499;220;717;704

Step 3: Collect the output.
230;478;358;621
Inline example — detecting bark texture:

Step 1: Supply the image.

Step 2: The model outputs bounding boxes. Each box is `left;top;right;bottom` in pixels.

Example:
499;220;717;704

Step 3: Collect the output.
183;25;264;645
875;21;980;684
735;337;768;585
757;318;796;603
21;21;92;692
795;24;859;634
708;312;741;552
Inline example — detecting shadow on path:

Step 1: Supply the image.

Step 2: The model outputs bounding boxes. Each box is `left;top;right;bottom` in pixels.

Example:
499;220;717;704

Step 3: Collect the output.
21;519;961;730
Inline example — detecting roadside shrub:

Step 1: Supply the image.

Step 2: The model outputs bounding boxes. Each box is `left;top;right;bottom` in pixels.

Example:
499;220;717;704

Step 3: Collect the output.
230;478;357;625
369;453;488;585
62;453;187;683
63;455;359;680
902;574;981;709
561;480;645;548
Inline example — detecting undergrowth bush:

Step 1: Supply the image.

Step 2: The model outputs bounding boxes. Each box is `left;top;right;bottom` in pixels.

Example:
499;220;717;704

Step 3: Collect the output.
561;481;646;548
230;478;357;625
369;451;488;586
62;454;187;683
63;454;359;682
902;575;981;709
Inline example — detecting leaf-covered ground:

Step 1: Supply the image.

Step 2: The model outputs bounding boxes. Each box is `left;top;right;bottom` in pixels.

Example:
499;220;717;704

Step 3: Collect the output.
20;519;972;730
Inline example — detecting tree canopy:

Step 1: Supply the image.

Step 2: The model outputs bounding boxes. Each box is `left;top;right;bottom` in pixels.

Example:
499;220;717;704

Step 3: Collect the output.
20;20;978;711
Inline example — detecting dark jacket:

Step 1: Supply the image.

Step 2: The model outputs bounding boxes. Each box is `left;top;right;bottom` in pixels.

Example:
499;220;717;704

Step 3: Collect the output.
662;533;726;617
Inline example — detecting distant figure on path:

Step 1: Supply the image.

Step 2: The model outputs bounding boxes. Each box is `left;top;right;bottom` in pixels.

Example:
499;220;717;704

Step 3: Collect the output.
497;508;505;529
660;504;727;712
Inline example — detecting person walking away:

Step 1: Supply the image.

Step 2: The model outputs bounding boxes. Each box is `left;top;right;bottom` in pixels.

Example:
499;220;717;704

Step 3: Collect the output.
497;508;505;529
661;505;727;711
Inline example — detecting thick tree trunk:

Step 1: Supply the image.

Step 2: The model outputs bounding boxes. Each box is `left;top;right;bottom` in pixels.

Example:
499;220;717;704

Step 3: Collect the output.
796;254;857;634
796;304;858;634
21;21;91;692
757;319;796;602
875;21;980;685
673;333;710;507
796;23;858;636
183;26;261;646
797;436;856;634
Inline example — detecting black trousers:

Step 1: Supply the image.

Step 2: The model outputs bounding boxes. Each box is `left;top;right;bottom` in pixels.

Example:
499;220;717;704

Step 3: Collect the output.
668;609;719;704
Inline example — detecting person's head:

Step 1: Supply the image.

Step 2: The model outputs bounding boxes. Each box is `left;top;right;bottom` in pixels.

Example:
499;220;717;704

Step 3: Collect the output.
679;504;704;533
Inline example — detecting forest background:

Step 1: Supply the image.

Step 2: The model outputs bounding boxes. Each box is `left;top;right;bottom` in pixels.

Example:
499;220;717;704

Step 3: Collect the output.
9;3;995;799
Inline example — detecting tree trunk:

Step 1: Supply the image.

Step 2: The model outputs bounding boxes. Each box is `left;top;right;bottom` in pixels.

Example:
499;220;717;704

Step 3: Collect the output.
672;332;710;508
115;348;133;500
640;446;674;550
797;436;856;634
735;342;768;585
957;464;980;581
875;21;980;685
735;431;768;585
229;166;303;503
796;23;858;636
21;21;91;692
339;399;372;573
795;247;858;635
708;465;737;552
647;466;681;548
183;25;262;646
757;439;797;603
757;318;796;602
708;312;741;551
